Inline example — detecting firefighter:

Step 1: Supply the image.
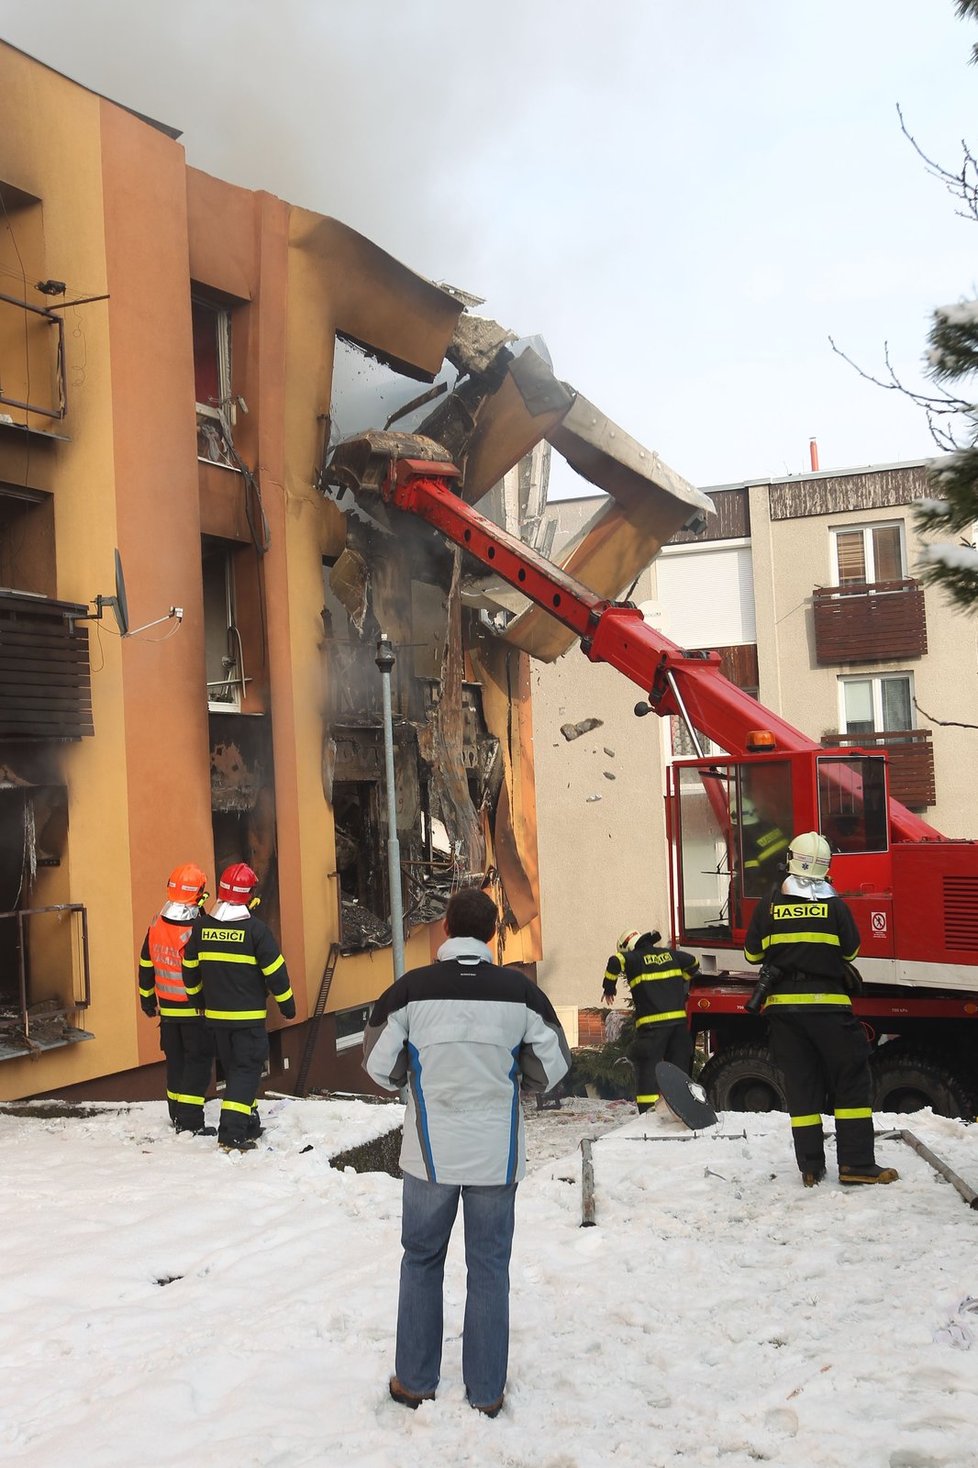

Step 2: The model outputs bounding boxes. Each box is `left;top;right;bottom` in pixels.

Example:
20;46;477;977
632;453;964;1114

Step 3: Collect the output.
601;927;698;1112
182;862;296;1152
744;831;899;1188
733;794;790;899
138;863;216;1135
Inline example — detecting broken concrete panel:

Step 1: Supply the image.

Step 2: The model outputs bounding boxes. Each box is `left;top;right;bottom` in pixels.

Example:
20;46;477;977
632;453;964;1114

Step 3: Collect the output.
289;212;464;382
469;638;540;935
329;547;371;633
418;344;572;505
446;314;517;377
427;552;485;880
497;402;712;660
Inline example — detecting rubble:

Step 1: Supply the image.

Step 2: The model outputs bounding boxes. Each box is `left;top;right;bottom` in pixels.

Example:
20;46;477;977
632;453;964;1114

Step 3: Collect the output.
560;718;604;742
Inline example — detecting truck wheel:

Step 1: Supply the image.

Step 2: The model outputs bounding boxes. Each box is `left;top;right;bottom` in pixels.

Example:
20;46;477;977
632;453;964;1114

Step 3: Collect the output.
870;1044;978;1121
699;1043;786;1113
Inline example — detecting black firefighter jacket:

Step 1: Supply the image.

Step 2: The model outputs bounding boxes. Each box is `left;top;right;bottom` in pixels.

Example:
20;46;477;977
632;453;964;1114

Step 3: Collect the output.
744;889;860;1014
182;911;294;1026
603;936;699;1029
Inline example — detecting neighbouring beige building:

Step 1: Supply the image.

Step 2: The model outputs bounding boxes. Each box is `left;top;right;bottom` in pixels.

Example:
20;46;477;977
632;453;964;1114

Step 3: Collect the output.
534;458;978;1034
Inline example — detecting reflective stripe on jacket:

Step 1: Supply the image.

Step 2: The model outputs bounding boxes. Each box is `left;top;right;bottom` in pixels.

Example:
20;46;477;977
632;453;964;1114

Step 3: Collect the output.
140;912;201;1017
603;938;698;1027
743;888;860;1010
182;913;292;1024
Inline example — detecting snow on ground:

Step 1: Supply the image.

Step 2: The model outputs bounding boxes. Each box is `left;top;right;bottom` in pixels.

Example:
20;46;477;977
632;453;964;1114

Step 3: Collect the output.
2;1094;977;1468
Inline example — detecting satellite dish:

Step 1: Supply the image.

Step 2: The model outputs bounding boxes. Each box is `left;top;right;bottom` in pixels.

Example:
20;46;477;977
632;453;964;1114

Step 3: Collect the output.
87;549;182;641
95;548;130;636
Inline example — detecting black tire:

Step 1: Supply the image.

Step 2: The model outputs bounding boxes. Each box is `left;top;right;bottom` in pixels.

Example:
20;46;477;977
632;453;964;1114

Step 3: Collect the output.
699;1042;786;1113
870;1043;978;1121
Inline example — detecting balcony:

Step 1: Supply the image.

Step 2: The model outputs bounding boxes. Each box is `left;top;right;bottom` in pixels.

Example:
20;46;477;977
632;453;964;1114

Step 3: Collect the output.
821;730;935;811
812;580;927;666
0;903;94;1061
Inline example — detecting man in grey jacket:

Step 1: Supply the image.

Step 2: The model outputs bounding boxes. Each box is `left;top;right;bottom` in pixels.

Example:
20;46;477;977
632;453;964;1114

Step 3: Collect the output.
363;888;571;1419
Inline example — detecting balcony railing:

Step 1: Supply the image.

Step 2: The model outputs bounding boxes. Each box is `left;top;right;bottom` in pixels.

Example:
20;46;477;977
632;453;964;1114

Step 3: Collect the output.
812;579;927;665
0;903;94;1062
821;730;935;811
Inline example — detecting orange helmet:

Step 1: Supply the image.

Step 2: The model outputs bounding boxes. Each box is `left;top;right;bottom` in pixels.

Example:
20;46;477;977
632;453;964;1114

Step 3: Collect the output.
218;861;259;904
167;862;207;905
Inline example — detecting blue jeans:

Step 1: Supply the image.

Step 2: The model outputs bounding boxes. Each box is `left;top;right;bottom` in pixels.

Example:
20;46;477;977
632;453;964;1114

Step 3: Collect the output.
395;1171;517;1408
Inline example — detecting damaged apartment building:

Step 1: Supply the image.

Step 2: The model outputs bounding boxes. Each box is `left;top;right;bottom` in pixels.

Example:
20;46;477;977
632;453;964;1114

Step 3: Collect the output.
0;40;707;1101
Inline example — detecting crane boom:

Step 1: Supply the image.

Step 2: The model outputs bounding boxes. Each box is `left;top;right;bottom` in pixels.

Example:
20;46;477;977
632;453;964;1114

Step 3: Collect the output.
379;455;941;843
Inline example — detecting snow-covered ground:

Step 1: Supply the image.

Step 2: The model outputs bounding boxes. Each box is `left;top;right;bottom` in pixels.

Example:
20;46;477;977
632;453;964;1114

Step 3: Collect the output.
2;1094;976;1468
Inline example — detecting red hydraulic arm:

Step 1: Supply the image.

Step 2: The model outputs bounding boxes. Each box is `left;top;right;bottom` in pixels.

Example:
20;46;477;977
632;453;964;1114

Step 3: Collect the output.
381;458;942;844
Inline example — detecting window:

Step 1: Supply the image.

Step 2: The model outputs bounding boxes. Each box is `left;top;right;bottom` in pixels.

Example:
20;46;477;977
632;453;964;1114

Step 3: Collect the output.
839;673;913;737
817;756;888;855
832;523;905;586
202;540;243;708
191;296;236;467
335;1004;372;1053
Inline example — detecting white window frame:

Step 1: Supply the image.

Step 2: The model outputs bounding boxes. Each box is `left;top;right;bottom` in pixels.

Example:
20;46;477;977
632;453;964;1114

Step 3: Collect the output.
830;521;906;586
203;544;244;712
837;672;915;736
192;298;237;468
335;1003;372;1054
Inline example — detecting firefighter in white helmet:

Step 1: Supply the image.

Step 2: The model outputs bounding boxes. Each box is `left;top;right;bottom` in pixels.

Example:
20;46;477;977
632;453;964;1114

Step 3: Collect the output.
601;927;699;1112
743;831;899;1188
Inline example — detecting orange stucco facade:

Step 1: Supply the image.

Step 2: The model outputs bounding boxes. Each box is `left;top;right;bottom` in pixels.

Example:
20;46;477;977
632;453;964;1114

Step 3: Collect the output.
0;43;544;1101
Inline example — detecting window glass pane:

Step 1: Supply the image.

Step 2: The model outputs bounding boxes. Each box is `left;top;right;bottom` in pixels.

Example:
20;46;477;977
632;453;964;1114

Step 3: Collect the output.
192;300;221;407
872;525;903;582
818;756;888;853
335;1003;372;1048
842;680;873;733
736;762;792;899
881;677;912;732
835;531;865;584
676;766;732;941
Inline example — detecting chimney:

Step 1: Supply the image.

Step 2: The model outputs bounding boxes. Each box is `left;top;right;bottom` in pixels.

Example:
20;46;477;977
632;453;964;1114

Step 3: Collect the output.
809;437;819;472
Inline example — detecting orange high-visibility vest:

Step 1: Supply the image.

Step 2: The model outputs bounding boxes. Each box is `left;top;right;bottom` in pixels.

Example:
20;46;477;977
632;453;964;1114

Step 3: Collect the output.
147;913;197;1009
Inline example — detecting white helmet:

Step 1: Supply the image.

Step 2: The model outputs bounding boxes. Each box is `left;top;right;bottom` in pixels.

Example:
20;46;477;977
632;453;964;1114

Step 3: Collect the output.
787;831;831;881
617;928;642;954
732;793;759;826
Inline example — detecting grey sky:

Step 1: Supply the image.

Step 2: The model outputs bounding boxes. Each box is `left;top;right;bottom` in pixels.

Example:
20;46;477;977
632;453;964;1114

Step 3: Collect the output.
2;0;975;493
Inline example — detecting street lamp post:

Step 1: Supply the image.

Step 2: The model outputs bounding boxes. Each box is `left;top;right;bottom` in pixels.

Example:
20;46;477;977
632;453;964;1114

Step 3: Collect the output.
375;634;406;979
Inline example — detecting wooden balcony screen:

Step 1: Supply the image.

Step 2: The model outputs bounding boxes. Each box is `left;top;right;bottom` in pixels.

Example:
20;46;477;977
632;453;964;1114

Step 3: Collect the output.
812;580;927;665
0;592;93;740
821;729;935;811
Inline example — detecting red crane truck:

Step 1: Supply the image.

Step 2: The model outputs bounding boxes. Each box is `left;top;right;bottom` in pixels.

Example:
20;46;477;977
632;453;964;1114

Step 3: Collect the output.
330;435;978;1121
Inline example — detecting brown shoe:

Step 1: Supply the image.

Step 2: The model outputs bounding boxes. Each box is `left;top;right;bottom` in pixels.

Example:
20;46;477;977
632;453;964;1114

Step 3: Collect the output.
389;1376;435;1410
839;1164;899;1185
802;1166;826;1188
470;1394;504;1418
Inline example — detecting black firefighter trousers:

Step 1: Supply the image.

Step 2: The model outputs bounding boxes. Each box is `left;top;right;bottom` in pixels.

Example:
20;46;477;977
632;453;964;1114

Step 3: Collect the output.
160;1018;216;1131
767;1008;876;1174
212;1023;268;1144
628;1021;693;1113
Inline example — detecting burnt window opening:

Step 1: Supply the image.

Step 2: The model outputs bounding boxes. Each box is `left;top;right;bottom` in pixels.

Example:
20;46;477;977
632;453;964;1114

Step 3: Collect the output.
0;182;67;428
0;780;92;1061
203;538;244;710
192;292;237;468
0;484;54;597
209;711;279;934
333;779;392;953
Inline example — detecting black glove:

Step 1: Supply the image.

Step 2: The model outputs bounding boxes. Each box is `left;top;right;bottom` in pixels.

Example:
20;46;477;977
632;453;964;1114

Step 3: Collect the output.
140;996;157;1018
279;999;296;1020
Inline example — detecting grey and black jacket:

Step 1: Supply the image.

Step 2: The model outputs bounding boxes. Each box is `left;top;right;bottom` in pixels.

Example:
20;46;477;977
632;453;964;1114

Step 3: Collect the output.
363;936;571;1185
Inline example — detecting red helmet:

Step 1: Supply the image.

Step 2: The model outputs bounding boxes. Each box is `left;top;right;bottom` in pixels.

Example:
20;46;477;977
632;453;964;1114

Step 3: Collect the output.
218;862;259;904
167;862;207;905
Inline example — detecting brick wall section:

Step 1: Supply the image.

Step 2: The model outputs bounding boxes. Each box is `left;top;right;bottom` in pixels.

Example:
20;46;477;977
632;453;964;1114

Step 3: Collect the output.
577;1008;608;1046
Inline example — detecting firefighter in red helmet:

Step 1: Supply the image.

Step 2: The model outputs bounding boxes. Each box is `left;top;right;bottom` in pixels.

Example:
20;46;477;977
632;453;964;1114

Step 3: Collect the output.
137;863;216;1134
182;862;296;1151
